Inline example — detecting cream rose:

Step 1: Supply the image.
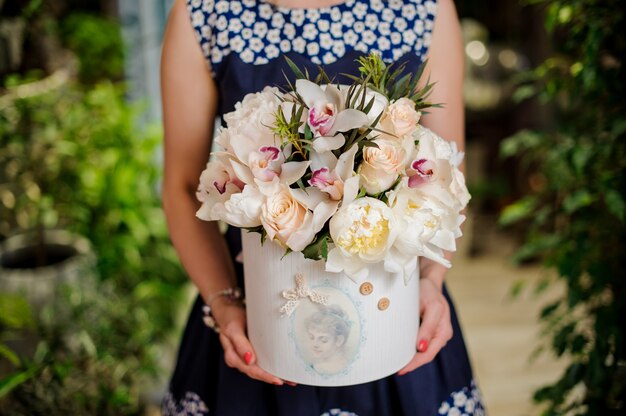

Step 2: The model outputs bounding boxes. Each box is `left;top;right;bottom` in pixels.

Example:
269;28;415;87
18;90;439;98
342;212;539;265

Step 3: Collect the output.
260;184;310;249
359;139;407;195
382;98;421;137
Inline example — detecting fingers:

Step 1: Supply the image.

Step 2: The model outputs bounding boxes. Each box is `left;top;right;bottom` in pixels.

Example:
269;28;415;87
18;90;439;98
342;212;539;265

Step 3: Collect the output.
227;325;257;365
220;333;284;385
398;298;453;375
398;332;448;375
416;292;445;351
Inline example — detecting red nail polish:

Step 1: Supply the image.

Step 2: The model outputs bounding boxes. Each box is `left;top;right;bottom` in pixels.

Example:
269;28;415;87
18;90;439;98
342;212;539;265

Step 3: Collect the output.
418;340;428;352
243;351;253;365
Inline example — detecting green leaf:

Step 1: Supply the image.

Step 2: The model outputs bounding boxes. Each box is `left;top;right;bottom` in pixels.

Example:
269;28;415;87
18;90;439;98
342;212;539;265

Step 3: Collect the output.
509;279;526;299
562;190;594;213
513;85;537;102
0;344;20;367
0;294;34;330
571;145;593;176
499;130;543;158
611;119;626;136
302;233;331;261
362;140;380;149
0;366;39;398
540;301;560;319
499;196;537;226
512;234;561;264
304;123;313;141
284;55;306;80
604;189;625;222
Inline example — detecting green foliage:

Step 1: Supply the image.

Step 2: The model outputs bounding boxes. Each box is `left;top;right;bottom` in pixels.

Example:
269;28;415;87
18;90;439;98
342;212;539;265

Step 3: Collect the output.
355;54;436;108
0;79;186;413
0;279;186;415
60;13;125;84
501;0;626;413
301;230;331;261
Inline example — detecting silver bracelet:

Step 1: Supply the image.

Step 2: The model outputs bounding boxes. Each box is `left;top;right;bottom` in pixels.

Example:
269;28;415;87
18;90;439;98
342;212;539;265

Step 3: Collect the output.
201;287;243;333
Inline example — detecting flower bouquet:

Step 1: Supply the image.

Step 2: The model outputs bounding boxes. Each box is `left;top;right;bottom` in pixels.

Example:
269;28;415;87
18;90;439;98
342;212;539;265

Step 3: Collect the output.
196;54;470;386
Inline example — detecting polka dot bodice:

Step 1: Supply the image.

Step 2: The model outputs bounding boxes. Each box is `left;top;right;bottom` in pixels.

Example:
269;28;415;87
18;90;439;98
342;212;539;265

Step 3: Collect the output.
186;0;438;76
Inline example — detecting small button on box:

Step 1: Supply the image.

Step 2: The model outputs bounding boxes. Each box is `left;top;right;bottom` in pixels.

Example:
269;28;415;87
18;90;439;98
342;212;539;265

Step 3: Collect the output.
377;297;390;311
359;282;373;295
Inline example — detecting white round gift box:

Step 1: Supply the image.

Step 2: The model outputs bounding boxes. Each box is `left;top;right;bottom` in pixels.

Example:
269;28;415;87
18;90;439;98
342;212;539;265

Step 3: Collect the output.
242;230;420;386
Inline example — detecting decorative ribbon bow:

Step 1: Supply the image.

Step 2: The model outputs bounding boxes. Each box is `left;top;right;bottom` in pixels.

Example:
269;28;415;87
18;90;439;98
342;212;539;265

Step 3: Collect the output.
280;273;328;317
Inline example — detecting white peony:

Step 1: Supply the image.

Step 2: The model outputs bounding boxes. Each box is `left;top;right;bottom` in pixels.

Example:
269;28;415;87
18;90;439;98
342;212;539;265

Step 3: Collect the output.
387;186;464;270
326;197;397;281
222;86;283;140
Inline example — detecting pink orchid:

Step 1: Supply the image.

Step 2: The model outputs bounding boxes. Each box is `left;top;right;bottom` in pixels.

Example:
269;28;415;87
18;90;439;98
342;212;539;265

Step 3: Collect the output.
296;79;370;152
249;146;284;182
309;168;344;201
407;158;436;188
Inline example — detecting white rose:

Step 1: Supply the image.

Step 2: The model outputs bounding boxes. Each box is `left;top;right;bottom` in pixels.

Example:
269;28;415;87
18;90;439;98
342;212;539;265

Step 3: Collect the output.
359;139;407;194
326;197;397;281
382;98;421;137
211;185;264;228
260;183;311;249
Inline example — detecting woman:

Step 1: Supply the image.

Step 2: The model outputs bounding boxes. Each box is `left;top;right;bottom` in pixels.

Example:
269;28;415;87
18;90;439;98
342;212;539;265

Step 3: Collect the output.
160;0;484;414
304;304;352;375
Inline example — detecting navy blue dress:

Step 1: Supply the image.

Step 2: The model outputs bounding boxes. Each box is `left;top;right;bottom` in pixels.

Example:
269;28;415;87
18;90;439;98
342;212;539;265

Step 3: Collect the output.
163;1;486;414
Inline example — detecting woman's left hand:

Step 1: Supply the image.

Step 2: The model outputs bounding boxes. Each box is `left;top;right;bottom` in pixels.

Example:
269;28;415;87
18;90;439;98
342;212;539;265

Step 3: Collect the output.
398;276;453;375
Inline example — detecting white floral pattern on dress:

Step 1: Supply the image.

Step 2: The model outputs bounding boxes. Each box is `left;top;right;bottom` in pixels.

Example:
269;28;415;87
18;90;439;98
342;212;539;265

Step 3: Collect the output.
437;380;486;415
162;391;209;416
186;0;437;76
321;409;359;416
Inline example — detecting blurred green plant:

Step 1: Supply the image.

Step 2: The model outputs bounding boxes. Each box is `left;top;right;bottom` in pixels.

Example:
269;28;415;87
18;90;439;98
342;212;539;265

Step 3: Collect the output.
0;281;177;415
0;294;36;398
501;0;626;414
60;13;125;84
0;79;186;414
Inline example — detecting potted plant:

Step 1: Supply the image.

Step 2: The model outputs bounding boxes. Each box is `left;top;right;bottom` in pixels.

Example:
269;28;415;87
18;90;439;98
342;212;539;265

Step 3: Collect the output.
0;73;97;311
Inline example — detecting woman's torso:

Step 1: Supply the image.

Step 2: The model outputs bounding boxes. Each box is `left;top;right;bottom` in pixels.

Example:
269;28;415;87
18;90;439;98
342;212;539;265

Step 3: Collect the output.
186;0;438;116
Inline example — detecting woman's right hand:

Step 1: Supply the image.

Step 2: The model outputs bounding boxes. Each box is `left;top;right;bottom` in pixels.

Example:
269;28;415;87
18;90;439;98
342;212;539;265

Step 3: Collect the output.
212;298;287;385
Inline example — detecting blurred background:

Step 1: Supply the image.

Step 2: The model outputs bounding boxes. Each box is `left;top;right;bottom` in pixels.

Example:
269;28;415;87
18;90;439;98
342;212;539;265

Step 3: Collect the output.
0;0;624;415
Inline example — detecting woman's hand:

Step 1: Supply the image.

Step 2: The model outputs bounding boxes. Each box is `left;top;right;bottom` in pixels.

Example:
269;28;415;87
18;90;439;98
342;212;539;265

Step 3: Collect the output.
397;276;453;375
212;298;292;386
